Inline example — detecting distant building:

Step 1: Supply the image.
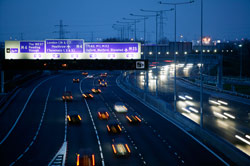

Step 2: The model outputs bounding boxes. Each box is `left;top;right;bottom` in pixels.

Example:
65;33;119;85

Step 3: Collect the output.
142;42;192;57
169;42;192;55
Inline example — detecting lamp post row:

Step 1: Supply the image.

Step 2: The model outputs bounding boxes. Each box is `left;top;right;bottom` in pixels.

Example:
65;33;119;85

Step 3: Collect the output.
116;1;204;128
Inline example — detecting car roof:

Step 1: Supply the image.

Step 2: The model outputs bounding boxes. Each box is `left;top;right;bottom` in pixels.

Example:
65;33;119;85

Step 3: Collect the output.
115;102;125;106
97;108;108;112
113;138;127;144
68;111;79;115
78;148;94;156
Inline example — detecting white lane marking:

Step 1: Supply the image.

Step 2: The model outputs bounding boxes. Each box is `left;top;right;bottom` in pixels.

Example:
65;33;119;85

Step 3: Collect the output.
64;86;68;142
0;76;56;145
116;76;230;166
9;87;52;166
102;96;147;165
80;78;105;166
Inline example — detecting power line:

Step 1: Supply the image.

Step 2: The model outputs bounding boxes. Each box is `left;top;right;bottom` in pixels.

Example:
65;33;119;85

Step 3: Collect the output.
53;20;70;39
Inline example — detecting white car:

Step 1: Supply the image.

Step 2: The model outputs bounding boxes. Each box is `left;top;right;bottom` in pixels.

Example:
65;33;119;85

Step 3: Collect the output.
114;102;128;113
178;92;193;100
86;75;94;78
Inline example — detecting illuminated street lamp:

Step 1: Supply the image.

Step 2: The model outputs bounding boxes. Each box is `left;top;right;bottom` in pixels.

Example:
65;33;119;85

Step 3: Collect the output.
140;8;173;62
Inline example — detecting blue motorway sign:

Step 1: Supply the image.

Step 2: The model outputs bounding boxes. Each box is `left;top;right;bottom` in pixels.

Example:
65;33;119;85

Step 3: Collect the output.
46;40;83;53
20;41;44;53
85;43;139;53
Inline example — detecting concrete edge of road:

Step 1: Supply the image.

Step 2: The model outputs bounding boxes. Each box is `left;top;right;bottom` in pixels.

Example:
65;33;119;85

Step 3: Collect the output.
179;77;250;100
116;74;250;166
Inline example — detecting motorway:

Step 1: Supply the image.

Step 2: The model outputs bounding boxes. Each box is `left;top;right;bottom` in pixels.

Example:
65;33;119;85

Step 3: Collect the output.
0;71;229;165
128;64;250;156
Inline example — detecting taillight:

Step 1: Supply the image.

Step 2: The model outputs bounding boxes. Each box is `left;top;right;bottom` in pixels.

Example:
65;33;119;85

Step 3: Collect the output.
125;144;131;153
135;116;141;122
118;125;122;131
76;154;80;166
67;115;71;121
112;144;117;154
126;116;132;122
123;106;128;111
107;125;110;131
78;115;82;121
106;112;109;117
92;154;95;166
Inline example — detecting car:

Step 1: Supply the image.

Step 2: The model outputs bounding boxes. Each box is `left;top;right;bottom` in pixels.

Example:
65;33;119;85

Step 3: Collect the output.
86;75;94;79
76;148;95;166
97;108;109;120
100;81;107;87
62;91;73;101
111;138;131;156
91;88;101;94
100;73;107;77
114;102;128;113
73;78;80;83
98;78;104;83
126;114;141;124
209;96;228;106
82;72;88;76
82;93;94;99
67;112;82;125
107;122;122;134
178;92;193;100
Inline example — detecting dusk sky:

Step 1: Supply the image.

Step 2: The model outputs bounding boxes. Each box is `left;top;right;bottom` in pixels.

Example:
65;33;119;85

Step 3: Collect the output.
0;0;250;42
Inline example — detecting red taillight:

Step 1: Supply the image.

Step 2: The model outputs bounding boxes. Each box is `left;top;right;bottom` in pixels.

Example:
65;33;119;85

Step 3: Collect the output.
76;154;80;166
126;116;132;122
135;116;141;122
118;125;122;131
92;154;95;166
67;115;71;121
125;144;131;153
70;96;73;99
112;144;117;154
106;112;109;117
107;125;110;131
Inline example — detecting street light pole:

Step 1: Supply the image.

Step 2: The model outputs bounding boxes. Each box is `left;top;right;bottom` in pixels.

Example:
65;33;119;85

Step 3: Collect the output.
159;0;194;113
123;18;143;41
130;14;154;44
116;21;134;41
141;9;173;97
200;0;204;128
239;44;243;79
